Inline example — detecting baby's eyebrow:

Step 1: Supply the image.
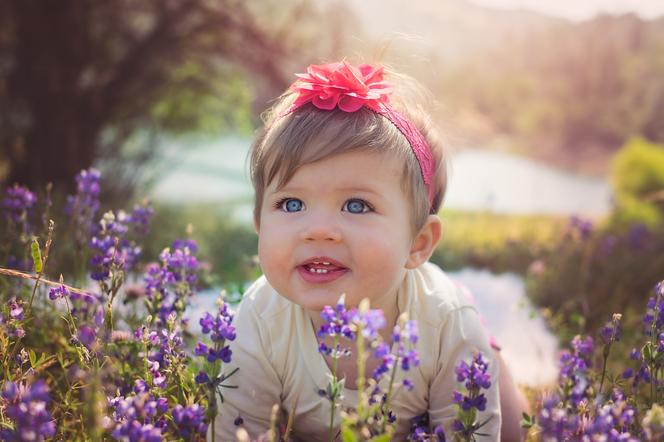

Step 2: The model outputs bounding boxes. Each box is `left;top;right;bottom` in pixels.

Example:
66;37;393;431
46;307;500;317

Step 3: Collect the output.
336;186;383;197
268;184;306;195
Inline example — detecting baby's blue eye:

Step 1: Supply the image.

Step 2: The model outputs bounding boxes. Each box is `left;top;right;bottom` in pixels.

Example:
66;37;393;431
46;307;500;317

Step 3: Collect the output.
280;198;304;212
344;199;370;214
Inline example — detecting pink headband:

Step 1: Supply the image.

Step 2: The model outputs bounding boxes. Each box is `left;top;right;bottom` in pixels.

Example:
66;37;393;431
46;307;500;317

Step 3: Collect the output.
283;61;435;206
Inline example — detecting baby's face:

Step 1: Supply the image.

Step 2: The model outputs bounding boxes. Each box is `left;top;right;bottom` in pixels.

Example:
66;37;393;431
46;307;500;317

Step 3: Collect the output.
255;150;419;312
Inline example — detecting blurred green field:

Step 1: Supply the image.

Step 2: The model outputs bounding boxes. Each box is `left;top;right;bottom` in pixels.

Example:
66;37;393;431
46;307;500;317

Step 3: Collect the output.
433;209;566;273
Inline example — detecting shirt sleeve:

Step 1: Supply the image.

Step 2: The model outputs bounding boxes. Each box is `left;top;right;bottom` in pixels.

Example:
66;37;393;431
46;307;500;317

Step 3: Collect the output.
207;298;283;442
428;305;502;441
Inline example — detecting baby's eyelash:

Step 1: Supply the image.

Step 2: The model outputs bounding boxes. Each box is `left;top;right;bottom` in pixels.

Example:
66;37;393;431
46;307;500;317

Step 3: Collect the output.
273;197;289;209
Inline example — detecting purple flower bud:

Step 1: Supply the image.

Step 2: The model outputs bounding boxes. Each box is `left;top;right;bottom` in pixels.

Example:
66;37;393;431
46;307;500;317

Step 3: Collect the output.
172;404;207;439
157;397;169;413
3;184;37;224
77;325;96;347
194;342;209;357
195;371;210;384
8;298;24;321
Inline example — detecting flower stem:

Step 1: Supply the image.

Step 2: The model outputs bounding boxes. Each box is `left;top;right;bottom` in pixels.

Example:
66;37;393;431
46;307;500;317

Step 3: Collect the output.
381;355;399;433
328;334;340;442
356;328;366;418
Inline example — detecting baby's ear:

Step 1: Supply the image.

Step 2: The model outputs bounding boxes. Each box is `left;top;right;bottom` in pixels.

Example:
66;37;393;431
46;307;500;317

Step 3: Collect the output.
405;215;443;269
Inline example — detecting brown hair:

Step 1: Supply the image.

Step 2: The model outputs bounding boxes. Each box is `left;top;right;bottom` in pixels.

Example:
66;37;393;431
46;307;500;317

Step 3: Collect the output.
249;71;447;233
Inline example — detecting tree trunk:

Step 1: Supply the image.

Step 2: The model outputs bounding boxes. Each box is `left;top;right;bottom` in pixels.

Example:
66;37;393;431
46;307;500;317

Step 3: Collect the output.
6;0;98;192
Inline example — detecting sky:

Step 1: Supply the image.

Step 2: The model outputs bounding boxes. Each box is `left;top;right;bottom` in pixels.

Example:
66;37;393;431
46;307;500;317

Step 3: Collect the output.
471;0;664;21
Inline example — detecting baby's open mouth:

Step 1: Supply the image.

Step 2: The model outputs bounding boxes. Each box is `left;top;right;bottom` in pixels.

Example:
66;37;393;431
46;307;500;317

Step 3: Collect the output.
301;261;346;274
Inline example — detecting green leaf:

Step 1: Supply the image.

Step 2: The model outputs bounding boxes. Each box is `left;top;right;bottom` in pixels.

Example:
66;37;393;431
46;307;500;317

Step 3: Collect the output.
28;349;37;366
520;412;535;429
368;434;392;442
341;426;359;442
643;342;653;362
31;238;43;273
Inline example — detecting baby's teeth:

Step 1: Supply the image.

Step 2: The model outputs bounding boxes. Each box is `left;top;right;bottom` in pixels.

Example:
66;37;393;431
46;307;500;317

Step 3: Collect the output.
322;261;330;265
308;267;329;274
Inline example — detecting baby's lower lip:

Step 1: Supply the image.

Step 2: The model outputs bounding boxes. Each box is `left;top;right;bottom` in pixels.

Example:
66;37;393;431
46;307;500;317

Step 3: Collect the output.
297;265;348;283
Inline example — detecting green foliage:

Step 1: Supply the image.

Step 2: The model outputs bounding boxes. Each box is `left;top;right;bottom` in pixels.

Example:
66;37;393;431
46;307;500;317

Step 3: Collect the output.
144;204;259;286
611;137;664;227
149;63;253;137
526;217;664;342
433;209;564;273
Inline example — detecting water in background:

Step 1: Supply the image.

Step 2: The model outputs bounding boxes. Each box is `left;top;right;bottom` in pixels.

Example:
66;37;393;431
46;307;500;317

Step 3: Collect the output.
151;136;612;222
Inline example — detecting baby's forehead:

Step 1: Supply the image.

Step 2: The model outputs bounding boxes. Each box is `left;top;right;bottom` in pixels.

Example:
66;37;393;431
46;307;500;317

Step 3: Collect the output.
268;149;407;190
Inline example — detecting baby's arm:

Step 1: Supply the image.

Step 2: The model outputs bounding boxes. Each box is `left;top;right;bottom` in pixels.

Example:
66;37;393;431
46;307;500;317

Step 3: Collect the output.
207;299;282;441
428;305;502;440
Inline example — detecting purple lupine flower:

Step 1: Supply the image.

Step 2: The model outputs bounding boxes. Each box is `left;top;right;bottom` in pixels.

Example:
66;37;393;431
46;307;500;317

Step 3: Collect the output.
90;210;144;285
584;389;637;440
559;335;594;410
172;404;208;439
571;335;594;359
372;343;395;380
317;296;357;360
404;320;418;344
195;371;210;384
538;395;579;441
400;348;420;371
66;168;101;237
48;283;71;300
148;323;185;373
67;168;101;215
408;412;446;441
452;352;492;436
643;283;664;333
108;392;167;441
600;314;623;344
200;302;235;342
194;342;209;357
171;238;198;253
162;244;199;286
453;390;487;412
318;295;356;341
15;348;29;366
77;325;97;348
0;379;56;441
144;241;200;325
392;319;421;377
355;308;386;341
128;202;154;236
569;215;593;240
8;297;24;321
196;300;237;382
3;184;37;225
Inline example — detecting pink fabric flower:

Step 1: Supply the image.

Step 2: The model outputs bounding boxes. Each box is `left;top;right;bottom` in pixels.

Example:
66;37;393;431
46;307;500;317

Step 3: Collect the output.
285;60;436;205
290;61;393;113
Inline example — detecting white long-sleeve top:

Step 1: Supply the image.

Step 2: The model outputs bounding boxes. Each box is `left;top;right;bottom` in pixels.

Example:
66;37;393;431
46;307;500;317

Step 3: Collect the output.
208;262;501;441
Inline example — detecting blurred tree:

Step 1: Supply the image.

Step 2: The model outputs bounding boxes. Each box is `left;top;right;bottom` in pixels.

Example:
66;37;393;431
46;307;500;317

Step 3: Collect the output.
0;0;294;193
440;14;664;171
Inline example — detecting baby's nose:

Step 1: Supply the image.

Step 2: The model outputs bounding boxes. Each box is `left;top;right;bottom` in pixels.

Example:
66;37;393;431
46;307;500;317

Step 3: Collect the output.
300;218;342;242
